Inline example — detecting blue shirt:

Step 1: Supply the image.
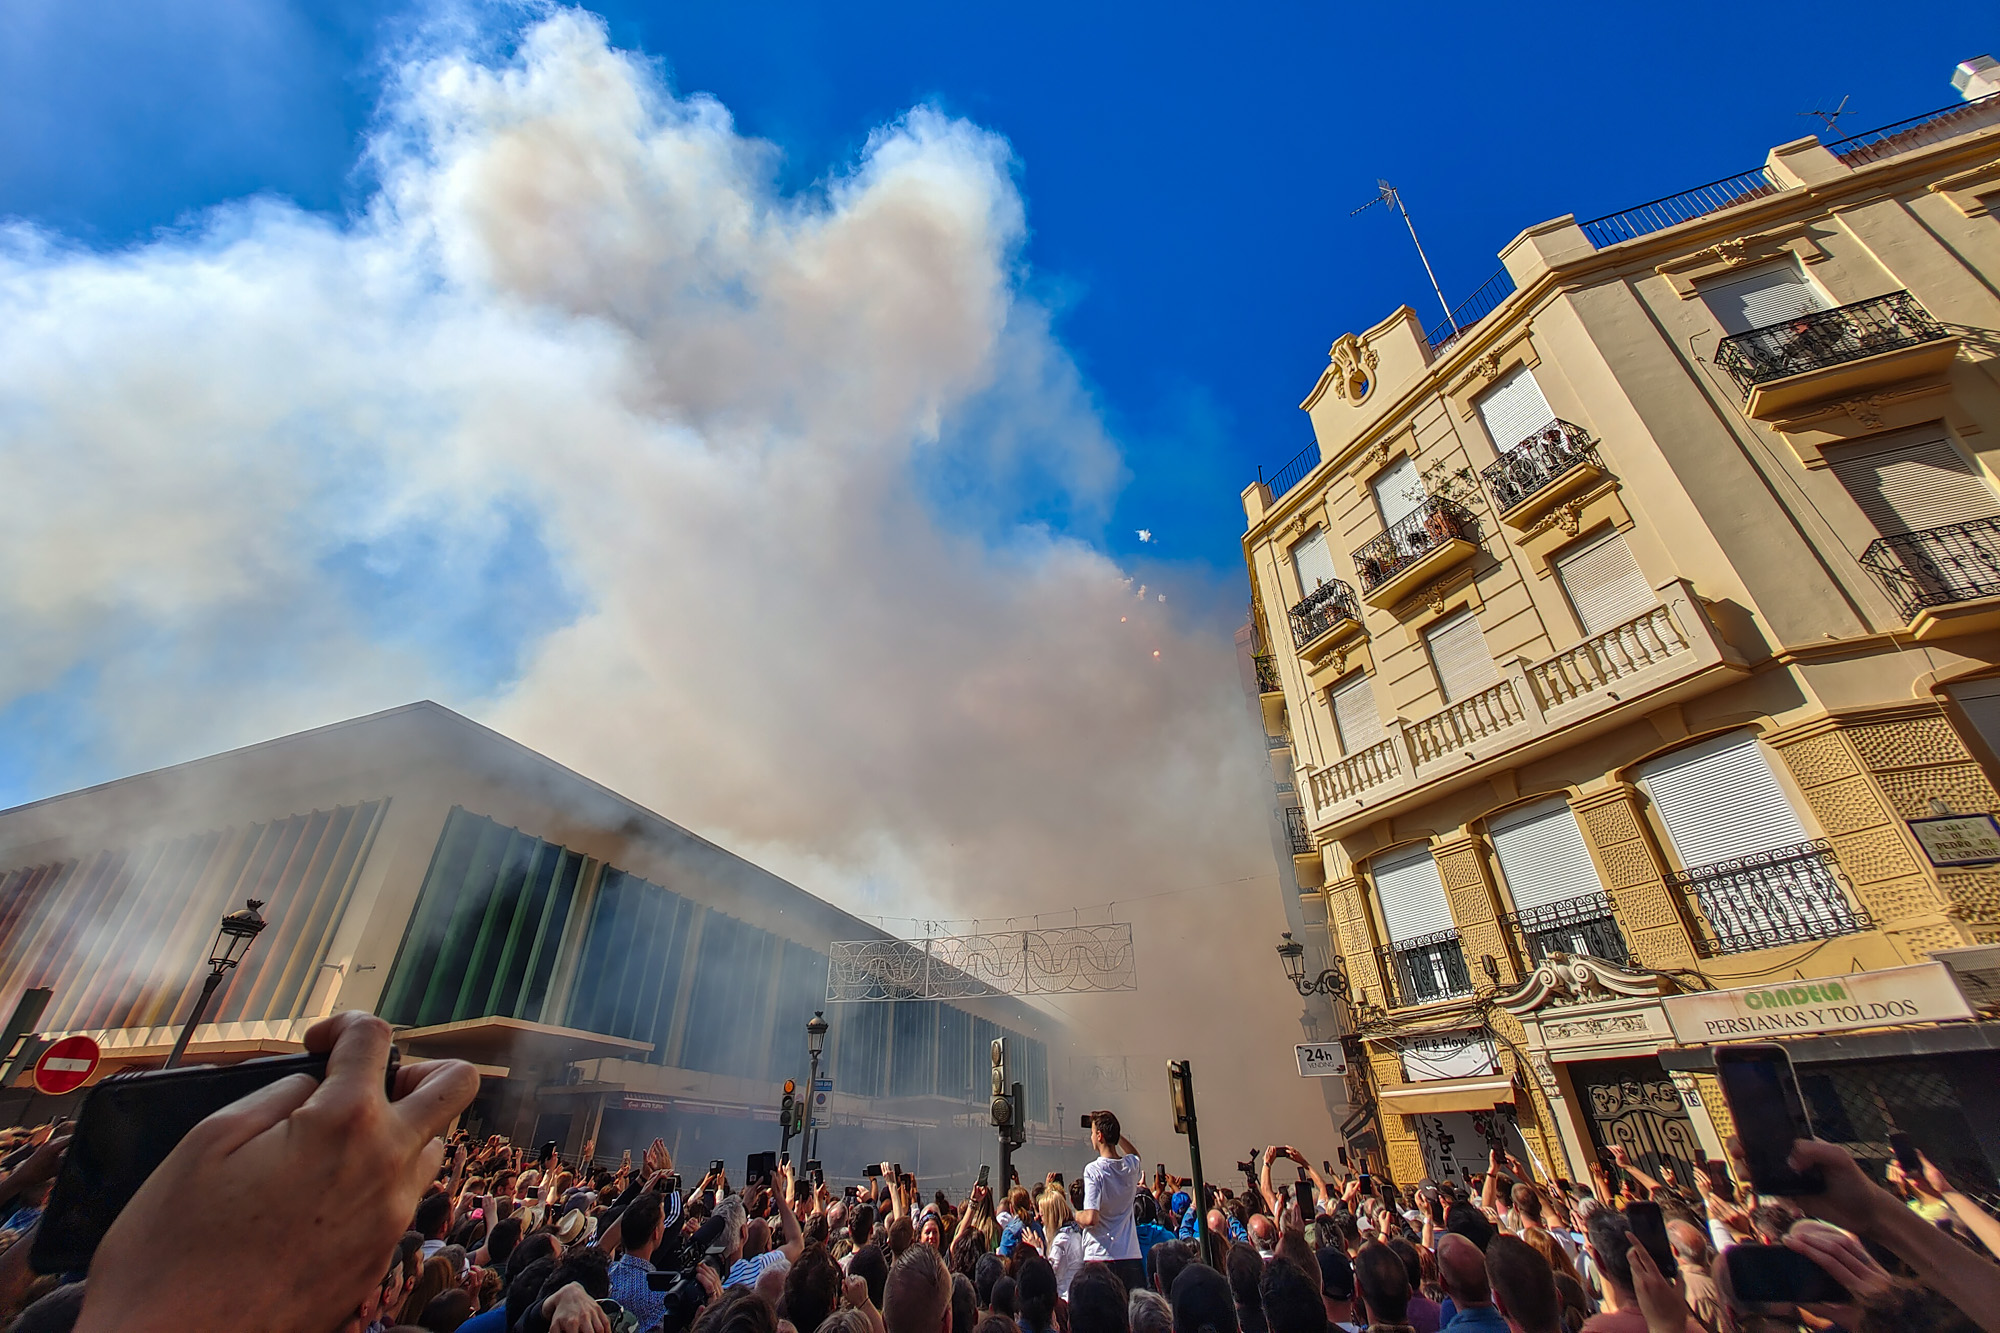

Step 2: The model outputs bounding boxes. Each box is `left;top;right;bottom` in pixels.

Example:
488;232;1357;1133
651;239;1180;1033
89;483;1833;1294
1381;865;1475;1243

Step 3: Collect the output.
609;1253;671;1333
456;1307;507;1333
1136;1222;1177;1259
1442;1305;1510;1333
1176;1210;1247;1245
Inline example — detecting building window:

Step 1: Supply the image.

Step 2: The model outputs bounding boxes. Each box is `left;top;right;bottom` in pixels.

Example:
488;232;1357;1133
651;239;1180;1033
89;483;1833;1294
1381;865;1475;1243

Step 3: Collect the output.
1488;797;1626;966
1370;845;1471;1006
1830;429;2000;537
1372;454;1425;528
1698;259;1827;335
1640;731;1867;954
1330;670;1386;757
1554;528;1657;636
1424;608;1498;704
1290;525;1338;596
1474;366;1556;454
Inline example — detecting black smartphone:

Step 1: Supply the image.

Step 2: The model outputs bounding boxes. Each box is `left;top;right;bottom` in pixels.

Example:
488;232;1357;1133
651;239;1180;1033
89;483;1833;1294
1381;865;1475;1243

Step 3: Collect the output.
1337;1146;1349;1167
863;1163;883;1178
1295;1166;1314;1212
977;1163;990;1189
805;1159;823;1185
1725;1243;1850;1305
779;1151;791;1167
709;1158;726;1174
1625;1201;1678;1281
1714;1043;1823;1195
1888;1130;1922;1177
1358;1172;1374;1197
893;1162;903;1179
34;1049;399;1274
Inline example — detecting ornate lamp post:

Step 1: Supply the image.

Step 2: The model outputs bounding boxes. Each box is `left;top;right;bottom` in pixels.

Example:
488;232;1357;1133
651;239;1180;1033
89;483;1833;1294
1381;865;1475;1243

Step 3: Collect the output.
804;1010;829;1161
1276;931;1349;998
1056;1101;1064;1140
164;900;268;1070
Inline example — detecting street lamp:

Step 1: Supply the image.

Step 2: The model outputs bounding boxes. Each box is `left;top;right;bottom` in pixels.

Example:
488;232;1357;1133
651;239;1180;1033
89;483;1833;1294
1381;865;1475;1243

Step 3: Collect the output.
164;900;268;1070
1276;931;1349;999
1056;1102;1064;1139
804;1010;829;1160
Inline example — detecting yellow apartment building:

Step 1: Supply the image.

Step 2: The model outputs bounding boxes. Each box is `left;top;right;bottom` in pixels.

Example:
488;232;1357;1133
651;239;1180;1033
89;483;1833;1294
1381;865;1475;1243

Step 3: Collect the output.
1242;69;2000;1198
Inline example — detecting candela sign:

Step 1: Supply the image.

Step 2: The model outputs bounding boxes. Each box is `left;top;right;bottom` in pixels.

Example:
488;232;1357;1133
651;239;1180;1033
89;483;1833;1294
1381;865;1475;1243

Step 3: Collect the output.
1662;961;1974;1044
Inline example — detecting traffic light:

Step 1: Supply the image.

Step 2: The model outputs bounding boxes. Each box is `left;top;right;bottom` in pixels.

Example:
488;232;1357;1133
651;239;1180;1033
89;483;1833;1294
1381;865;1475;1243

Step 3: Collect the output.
990;1039;1012;1128
780;1079;797;1137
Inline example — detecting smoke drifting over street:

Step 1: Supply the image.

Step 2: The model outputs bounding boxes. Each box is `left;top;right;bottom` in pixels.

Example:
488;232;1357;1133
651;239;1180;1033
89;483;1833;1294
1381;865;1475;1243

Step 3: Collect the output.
0;9;1331;1147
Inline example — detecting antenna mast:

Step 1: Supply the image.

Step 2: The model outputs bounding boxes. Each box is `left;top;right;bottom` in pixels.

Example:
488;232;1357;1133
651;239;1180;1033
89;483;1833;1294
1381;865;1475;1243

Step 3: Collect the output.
1799;94;1851;135
1353;179;1455;333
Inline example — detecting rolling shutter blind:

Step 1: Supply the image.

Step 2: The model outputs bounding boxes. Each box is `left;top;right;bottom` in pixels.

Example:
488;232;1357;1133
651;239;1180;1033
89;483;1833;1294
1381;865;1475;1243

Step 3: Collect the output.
1290;526;1339;593
1425;609;1498;703
1948;678;2000;760
1638;730;1808;869
1330;671;1386;755
1373;455;1425;527
1372;845;1454;942
1828;432;2000;537
1475;366;1556;453
1489;798;1603;912
1555;529;1657;635
1700;261;1825;335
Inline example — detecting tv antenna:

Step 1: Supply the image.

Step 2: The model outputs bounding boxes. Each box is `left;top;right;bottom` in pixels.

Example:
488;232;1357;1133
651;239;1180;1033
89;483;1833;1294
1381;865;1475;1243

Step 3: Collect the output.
1352;179;1456;334
1799;94;1851;135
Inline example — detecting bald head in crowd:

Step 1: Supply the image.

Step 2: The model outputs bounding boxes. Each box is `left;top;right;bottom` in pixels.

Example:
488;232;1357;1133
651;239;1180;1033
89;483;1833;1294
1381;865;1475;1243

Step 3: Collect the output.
885;1244;954;1333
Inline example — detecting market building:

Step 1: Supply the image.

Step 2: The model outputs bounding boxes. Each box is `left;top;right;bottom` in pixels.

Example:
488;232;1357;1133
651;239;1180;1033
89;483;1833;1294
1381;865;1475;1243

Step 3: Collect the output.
1242;61;2000;1196
0;702;1069;1181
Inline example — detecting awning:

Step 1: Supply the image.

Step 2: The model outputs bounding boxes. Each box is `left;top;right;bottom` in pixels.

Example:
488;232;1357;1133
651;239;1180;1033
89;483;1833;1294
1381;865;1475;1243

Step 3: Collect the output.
1379;1073;1516;1115
393;1016;653;1067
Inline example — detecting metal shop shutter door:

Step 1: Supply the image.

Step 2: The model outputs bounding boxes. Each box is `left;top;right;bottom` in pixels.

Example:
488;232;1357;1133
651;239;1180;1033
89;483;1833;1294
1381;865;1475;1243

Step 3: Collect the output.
1829;430;2000;537
1372;454;1425;528
1489;797;1604;912
1372;844;1454;944
1290;525;1339;593
1638;730;1808;869
1555;528;1657;635
1475;366;1556;454
1424;608;1498;704
1330;670;1386;755
1700;260;1825;335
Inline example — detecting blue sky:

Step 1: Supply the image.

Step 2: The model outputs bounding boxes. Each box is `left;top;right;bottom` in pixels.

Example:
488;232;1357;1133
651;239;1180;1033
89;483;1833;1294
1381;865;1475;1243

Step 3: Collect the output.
4;1;1988;579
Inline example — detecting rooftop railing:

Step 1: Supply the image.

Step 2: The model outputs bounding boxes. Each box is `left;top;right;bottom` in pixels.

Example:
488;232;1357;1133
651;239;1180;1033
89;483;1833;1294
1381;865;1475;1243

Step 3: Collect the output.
1288;579;1362;651
1826;90;2000;167
1859;517;2000;620
1579;168;1778;249
1425;268;1517;354
1351;497;1476;598
1714;291;1950;394
1664;840;1869;957
1261;442;1321;501
1481;420;1602;514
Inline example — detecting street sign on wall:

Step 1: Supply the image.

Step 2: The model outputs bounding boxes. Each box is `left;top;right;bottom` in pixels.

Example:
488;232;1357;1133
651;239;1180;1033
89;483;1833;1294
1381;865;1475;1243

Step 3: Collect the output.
33;1035;100;1095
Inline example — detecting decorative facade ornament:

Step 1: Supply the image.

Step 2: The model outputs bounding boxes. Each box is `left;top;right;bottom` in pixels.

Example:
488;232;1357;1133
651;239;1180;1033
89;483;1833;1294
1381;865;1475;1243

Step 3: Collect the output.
1326;333;1381;405
1472;352;1502;381
1425;582;1448;614
1527;1053;1561;1097
1329;645;1348;675
1541;1013;1652;1040
1556;500;1584;536
1695;237;1753;268
1499;951;1673;1015
1841;397;1886;428
1365;438;1392;469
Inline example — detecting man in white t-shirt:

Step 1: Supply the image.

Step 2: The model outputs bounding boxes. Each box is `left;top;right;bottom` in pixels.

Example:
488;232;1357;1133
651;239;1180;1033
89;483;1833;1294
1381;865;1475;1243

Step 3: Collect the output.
1073;1109;1146;1291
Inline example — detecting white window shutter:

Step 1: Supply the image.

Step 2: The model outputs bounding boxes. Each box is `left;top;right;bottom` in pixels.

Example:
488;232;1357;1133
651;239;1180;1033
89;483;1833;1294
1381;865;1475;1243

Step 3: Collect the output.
1330;671;1386;755
1289;526;1339;594
1638;730;1809;869
1489;798;1604;912
1424;609;1498;703
1700;261;1826;335
1371;845;1454;942
1474;366;1556;453
1948;678;2000;760
1829;431;2000;537
1372;455;1425;528
1555;529;1657;635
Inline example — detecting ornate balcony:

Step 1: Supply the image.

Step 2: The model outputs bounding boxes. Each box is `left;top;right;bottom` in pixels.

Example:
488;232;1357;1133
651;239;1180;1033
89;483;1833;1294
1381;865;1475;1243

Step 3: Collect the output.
1302;581;1747;831
1288;579;1363;660
1503;892;1628;967
1376;930;1474;1008
1282;805;1314;857
1253;653;1283;695
1664;840;1869;957
1481;420;1606;528
1714;291;1958;421
1352;498;1477;610
1858;517;2000;639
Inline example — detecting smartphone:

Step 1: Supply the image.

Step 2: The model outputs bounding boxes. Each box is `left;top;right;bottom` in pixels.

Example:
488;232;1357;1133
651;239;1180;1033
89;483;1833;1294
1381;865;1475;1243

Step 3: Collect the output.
1888;1130;1922;1177
1624;1201;1678;1281
34;1049;399;1274
977;1163;990;1189
893;1162;903;1179
1358;1172;1374;1197
805;1159;823;1185
747;1151;777;1187
779;1151;791;1167
1295;1166;1314;1212
1725;1243;1850;1305
1052;1172;1064;1188
1714;1044;1823;1195
863;1163;883;1178
710;1158;726;1174
1337;1146;1349;1167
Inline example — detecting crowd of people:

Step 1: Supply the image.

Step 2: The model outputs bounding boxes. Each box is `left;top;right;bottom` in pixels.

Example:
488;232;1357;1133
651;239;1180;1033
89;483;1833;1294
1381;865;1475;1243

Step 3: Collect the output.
0;1013;1994;1333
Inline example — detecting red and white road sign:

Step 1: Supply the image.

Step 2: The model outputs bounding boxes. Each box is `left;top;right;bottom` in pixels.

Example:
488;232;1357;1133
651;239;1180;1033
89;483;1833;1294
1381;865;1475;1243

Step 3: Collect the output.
33;1035;101;1096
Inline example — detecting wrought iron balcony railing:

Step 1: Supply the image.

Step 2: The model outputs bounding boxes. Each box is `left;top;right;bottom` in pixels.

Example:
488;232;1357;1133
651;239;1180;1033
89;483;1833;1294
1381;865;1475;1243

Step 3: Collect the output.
1253;652;1283;695
1714;291;1950;395
1664;839;1870;957
1261;442;1321;501
1288;579;1362;650
1351;497;1476;598
1579;168;1777;249
1503;892;1628;967
1424;268;1516;354
1266;731;1291;750
1283;805;1314;857
1481;420;1602;514
1858;517;2000;620
1375;929;1474;1008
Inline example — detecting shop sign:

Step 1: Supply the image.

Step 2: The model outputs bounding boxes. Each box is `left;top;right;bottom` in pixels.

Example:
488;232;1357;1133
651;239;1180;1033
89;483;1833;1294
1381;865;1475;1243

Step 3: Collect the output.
1663;961;1974;1044
1909;814;2000;867
621;1094;673;1113
1294;1042;1348;1077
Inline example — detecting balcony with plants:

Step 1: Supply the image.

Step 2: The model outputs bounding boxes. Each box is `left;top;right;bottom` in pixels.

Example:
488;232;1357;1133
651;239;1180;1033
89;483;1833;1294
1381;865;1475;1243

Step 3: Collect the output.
1481;420;1608;529
1352;497;1478;610
1715;291;1958;421
1287;578;1364;664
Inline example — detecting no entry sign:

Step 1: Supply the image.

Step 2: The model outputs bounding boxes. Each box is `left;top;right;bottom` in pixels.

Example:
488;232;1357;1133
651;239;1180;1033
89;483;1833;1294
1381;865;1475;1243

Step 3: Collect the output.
33;1035;101;1096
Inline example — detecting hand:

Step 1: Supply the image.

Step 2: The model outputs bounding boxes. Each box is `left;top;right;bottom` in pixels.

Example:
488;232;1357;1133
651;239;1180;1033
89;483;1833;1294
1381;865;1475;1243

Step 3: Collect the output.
72;1012;478;1333
543;1282;611;1332
580;1138;596;1164
1785;1218;1893;1304
696;1263;722;1304
1627;1237;1692;1333
1922;1154;1954;1198
2;1133;70;1195
1611;1144;1632;1166
844;1274;873;1310
1731;1137;1896;1239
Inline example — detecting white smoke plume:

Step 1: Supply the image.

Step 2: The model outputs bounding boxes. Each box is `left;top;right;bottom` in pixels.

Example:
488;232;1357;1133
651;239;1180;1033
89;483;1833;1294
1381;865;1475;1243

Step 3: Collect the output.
0;8;1332;1147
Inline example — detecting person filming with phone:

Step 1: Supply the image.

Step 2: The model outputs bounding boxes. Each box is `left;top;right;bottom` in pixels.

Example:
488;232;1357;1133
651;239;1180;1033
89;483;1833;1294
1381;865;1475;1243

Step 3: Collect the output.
1072;1109;1145;1293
